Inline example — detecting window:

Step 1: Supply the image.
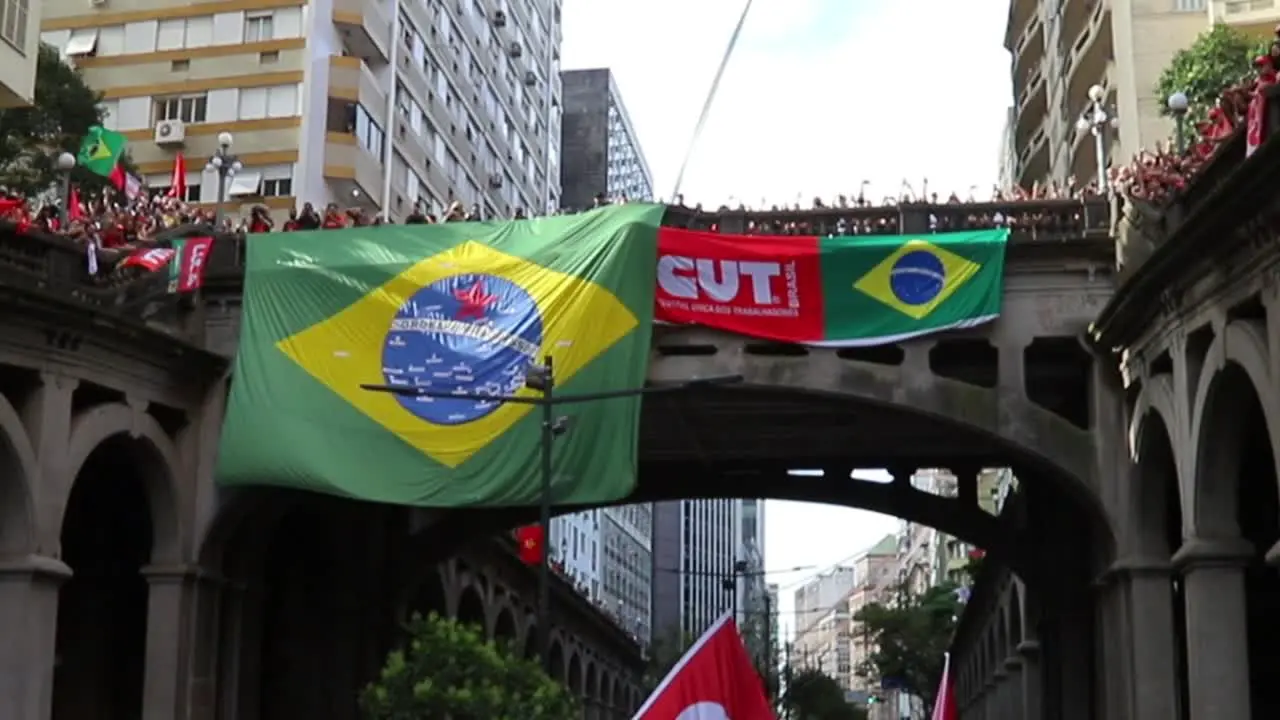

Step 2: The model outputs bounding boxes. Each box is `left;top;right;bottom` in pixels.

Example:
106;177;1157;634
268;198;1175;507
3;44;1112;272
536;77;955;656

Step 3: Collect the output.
262;176;291;196
245;12;274;42
154;94;208;123
237;84;298;120
0;0;27;52
354;105;385;158
1173;0;1204;9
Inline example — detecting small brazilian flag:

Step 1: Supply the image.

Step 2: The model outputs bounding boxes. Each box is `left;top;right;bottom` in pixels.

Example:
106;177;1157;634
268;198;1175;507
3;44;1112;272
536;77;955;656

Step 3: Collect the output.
76;125;128;178
217;204;665;507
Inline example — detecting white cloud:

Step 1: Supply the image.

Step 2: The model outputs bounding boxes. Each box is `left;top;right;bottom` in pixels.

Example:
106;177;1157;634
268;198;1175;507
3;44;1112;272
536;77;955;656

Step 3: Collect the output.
561;0;1013;207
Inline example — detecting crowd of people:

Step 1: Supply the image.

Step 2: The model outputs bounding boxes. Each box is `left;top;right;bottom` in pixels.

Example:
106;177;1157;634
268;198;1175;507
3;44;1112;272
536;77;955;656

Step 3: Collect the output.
1112;24;1280;204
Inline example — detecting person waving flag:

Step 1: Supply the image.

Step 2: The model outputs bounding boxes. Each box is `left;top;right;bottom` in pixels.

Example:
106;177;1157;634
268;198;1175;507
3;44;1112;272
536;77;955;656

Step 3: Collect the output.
633;611;775;720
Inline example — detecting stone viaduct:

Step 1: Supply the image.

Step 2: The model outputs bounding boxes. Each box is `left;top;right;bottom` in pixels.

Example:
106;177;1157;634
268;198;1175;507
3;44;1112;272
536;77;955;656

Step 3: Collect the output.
0;174;1251;720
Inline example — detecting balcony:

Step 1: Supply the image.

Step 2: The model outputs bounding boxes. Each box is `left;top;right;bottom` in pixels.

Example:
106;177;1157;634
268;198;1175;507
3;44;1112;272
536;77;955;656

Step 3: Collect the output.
1216;0;1280;35
1005;0;1039;51
323;131;385;210
332;0;391;64
1017;126;1050;186
1066;3;1112;118
1060;0;1097;57
327;56;387;117
1014;66;1047;147
1013;15;1045;84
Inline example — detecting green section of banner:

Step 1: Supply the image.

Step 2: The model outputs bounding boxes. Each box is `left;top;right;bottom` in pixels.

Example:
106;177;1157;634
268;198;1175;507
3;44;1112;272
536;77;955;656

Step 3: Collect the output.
216;204;665;507
818;229;1009;345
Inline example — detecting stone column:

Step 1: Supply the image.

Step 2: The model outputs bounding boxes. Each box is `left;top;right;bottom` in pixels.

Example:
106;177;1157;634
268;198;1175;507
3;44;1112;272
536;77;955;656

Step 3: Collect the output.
1172;537;1253;720
1018;640;1041;720
0;555;70;720
1110;558;1182;720
1004;655;1024;719
141;564;205;720
991;667;1008;719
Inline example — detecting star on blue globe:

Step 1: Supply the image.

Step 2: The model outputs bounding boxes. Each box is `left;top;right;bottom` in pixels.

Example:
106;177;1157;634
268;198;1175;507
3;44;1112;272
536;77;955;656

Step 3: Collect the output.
889;250;946;306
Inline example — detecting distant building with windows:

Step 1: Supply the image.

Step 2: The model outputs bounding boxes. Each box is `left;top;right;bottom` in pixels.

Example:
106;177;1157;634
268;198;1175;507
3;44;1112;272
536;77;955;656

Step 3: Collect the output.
0;0;38;107
40;0;562;221
558;67;653;210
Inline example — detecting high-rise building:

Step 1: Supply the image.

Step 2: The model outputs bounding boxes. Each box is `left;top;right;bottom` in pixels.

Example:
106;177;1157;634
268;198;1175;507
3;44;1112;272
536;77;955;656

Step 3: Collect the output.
0;0;38;107
599;504;653;643
791;565;857;671
40;0;562;221
1004;0;1206;188
651;499;752;643
557;67;653;210
847;535;898;696
549;509;600;597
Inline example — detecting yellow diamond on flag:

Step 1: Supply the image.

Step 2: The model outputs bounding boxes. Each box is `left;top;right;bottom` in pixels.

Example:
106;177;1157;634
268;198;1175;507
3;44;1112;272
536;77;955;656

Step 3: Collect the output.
275;240;639;468
853;239;982;320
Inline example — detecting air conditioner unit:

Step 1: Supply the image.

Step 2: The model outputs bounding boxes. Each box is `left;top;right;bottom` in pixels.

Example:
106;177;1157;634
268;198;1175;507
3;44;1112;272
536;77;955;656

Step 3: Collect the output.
154;119;186;146
523;71;536;87
508;42;522;58
493;10;507;27
488;174;503;189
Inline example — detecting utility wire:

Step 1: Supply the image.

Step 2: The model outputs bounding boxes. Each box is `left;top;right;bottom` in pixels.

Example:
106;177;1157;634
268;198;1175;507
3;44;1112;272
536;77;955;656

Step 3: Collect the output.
670;0;755;200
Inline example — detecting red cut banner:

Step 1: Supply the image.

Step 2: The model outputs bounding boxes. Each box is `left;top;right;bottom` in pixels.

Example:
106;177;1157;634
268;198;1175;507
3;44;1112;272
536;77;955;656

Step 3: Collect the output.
654;227;825;342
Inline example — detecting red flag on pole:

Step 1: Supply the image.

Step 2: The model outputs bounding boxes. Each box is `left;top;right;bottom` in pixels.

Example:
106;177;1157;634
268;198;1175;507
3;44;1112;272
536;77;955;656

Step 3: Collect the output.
930;652;958;720
633;611;775;720
167;152;187;199
68;186;85;221
515;524;544;565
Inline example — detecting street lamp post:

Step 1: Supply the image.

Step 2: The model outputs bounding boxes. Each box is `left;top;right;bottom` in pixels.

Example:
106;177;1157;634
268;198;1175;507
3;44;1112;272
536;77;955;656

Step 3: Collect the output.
1168;91;1190;156
56;152;76;227
363;369;742;674
1074;84;1119;192
204;131;242;225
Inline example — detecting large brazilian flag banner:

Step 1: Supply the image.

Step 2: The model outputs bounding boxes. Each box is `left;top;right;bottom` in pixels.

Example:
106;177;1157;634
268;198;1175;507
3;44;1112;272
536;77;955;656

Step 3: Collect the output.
217;204;666;507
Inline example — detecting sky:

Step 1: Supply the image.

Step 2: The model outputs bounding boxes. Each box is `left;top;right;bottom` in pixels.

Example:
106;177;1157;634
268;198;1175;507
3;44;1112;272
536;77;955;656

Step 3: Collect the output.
559;0;1013;637
559;0;1014;206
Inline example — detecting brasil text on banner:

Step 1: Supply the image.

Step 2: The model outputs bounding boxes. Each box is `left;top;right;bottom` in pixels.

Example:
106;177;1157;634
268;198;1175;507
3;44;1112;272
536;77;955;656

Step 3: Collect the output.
654;227;1010;346
216;204;665;507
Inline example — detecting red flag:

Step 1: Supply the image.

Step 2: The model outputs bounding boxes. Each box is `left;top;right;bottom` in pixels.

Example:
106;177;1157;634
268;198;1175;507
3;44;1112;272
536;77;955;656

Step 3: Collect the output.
69;186;85;221
170;236;213;292
930;652;957;720
121;247;176;272
515;525;544;565
633;612;774;720
167;152;187;199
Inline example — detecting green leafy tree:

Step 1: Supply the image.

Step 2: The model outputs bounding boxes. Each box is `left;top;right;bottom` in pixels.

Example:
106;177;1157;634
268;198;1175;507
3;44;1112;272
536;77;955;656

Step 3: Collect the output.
642;629;695;693
359;612;578;720
0;43;137;196
853;582;961;710
782;668;867;720
1155;23;1270;147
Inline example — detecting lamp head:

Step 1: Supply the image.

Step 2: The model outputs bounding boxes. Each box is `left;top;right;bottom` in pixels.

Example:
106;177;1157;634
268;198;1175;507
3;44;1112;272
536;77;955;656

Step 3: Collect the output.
1075;116;1092;132
217;131;234;148
1088;84;1105;102
1167;91;1189;113
56;152;76;171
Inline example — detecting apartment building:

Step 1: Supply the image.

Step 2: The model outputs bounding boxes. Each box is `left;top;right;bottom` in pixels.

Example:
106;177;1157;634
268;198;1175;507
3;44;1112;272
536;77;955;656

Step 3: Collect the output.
558;67;654;210
1005;0;1206;188
40;0;562;221
847;535;897;696
0;0;38;107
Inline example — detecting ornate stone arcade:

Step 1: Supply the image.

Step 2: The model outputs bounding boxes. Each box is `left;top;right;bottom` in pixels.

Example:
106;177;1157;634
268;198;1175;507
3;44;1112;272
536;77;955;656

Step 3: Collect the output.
950;99;1280;720
0;196;1126;720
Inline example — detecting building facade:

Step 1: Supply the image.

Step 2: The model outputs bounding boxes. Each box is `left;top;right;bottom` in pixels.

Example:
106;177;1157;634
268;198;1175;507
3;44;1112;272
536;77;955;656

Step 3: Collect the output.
550;509;600;598
847;534;898;698
40;0;562;221
558;67;653;210
651;499;746;643
0;0;38;107
791;565;857;672
599;504;653;643
1004;0;1207;188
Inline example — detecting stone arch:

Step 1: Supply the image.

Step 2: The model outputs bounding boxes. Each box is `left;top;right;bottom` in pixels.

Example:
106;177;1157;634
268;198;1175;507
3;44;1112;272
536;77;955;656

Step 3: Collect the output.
1009;582;1024;646
548;638;566;681
648;350;1099;489
455;582;486;631
492;603;518;646
0;391;37;555
1188;321;1278;534
585;661;599;706
1129;374;1183;473
567;648;584;694
60;402;183;562
1127;402;1182;557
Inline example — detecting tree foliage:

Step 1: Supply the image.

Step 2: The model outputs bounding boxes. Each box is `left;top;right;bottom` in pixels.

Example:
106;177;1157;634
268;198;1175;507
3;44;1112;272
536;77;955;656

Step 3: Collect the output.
782;668;867;720
0;43;136;196
359;612;578;720
853;582;961;709
641;629;695;693
1155;24;1269;146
